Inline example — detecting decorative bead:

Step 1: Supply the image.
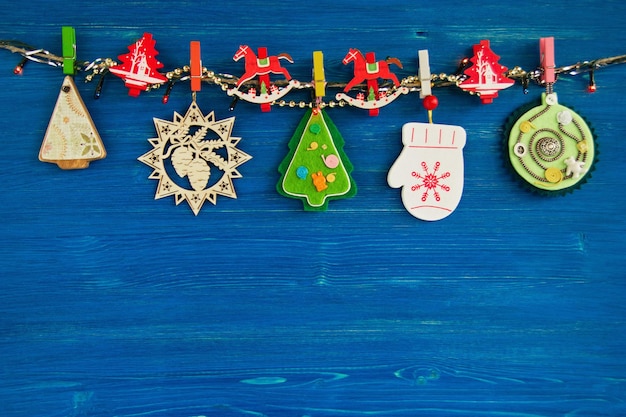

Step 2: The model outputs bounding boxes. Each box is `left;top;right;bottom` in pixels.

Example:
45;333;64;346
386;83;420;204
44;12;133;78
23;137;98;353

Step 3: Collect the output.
423;95;439;111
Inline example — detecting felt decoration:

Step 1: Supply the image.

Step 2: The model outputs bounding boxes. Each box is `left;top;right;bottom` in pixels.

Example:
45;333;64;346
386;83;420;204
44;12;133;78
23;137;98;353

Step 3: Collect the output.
277;108;356;210
505;92;595;194
505;38;596;195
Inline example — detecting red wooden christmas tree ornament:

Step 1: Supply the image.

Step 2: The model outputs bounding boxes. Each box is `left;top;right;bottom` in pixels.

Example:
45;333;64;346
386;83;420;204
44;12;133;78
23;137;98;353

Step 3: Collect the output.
109;33;168;97
458;40;514;104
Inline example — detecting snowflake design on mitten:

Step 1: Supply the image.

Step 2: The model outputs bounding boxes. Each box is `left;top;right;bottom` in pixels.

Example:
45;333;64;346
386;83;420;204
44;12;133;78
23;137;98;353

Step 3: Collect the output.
411;161;451;203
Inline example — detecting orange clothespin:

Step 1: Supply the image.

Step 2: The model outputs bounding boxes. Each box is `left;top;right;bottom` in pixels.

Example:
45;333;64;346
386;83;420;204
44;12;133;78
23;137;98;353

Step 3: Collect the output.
190;41;202;93
540;37;555;85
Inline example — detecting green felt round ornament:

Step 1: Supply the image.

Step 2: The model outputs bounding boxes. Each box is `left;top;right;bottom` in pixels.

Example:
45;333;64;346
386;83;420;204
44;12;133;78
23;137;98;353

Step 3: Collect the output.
504;93;597;196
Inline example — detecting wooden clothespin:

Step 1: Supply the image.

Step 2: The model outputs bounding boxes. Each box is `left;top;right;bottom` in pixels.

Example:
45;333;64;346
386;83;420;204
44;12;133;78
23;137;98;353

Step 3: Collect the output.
190;41;202;94
312;51;325;105
540;37;555;86
418;49;431;98
365;51;379;116
61;26;76;75
418;49;437;123
257;47;271;112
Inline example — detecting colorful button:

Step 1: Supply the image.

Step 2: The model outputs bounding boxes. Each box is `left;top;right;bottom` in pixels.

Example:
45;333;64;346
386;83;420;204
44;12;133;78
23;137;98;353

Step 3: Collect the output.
577;140;588;153
309;123;321;134
322;154;339;169
519;121;533;133
311;171;328;191
557;110;573;125
296;166;308;179
545;93;558;106
545;167;563;183
513;142;528;157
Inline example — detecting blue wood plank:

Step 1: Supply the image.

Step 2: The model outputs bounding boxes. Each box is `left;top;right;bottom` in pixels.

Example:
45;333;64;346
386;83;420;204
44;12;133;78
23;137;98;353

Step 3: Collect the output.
1;1;625;416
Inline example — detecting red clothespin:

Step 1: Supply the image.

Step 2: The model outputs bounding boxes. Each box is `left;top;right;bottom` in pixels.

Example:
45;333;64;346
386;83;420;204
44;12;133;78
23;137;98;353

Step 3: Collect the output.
257;47;271;112
540;37;555;86
190;41;202;93
365;51;379;116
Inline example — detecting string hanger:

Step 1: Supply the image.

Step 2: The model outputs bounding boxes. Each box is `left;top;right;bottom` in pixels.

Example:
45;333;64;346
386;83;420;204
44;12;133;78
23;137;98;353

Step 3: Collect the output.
1;33;625;108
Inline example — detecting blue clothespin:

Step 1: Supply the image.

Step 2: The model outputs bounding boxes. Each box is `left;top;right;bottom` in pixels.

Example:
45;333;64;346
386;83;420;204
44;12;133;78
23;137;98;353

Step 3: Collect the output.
62;26;76;75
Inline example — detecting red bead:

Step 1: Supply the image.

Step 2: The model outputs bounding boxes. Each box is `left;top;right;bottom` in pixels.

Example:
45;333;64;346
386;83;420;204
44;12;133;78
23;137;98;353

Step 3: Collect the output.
423;95;438;111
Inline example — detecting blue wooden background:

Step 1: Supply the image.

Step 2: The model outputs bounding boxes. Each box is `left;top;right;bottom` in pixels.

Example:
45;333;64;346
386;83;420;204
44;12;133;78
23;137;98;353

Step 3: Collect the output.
1;1;625;416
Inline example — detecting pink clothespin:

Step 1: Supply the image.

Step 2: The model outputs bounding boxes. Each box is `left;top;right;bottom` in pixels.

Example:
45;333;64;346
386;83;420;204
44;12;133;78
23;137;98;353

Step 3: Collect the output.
540;37;555;85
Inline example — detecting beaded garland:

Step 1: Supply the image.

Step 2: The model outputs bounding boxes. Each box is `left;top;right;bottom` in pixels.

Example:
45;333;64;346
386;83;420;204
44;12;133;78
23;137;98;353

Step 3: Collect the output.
3;38;622;108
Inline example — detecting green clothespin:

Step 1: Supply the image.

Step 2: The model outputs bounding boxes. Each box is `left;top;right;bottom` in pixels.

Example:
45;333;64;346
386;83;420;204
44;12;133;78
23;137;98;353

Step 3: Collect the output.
61;26;76;75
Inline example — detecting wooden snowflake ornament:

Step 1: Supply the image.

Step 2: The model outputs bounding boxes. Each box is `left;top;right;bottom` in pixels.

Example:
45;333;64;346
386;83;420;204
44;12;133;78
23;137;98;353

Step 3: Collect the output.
138;101;252;215
109;33;168;97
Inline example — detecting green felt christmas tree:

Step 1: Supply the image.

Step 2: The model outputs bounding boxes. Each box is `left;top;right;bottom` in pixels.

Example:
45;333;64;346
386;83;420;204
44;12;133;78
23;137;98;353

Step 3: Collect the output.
277;108;357;210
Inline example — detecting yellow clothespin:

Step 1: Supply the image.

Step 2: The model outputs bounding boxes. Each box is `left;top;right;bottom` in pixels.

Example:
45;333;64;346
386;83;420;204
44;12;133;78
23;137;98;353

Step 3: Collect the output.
61;26;76;75
312;51;325;104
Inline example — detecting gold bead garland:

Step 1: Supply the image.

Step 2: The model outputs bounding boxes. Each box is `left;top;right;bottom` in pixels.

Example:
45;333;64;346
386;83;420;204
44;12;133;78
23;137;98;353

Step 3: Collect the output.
2;39;625;107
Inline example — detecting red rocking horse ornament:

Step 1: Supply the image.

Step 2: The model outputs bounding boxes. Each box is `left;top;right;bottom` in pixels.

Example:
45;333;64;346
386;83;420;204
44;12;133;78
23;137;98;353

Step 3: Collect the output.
227;45;300;112
336;48;409;116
